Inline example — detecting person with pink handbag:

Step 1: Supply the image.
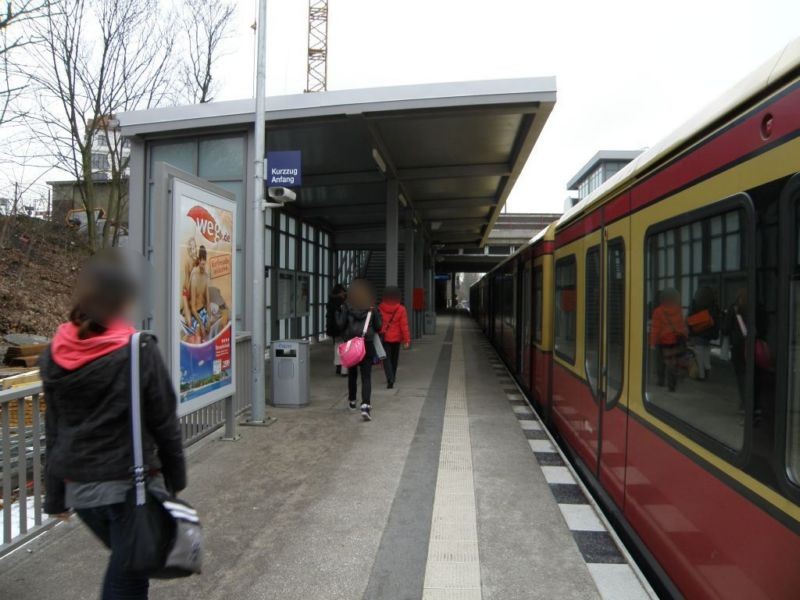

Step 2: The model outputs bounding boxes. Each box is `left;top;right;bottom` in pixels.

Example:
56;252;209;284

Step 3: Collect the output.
335;278;383;421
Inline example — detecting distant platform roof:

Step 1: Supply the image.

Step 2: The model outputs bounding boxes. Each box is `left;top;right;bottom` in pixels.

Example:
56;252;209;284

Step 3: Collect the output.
120;77;556;247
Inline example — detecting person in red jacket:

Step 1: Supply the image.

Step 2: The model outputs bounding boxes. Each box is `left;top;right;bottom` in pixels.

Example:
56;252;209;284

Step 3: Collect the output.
649;287;688;392
378;287;410;389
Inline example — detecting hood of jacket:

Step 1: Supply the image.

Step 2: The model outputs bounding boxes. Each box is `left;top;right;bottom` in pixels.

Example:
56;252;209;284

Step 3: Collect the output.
379;299;400;311
44;320;135;374
658;304;684;321
347;306;372;318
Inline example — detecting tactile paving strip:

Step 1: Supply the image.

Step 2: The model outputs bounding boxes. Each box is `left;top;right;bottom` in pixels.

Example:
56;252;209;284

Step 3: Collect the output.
422;323;483;600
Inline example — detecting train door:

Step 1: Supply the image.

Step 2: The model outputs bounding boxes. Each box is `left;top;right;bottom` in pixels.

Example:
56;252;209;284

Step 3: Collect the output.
519;259;533;390
582;228;604;474
488;274;496;341
597;204;630;509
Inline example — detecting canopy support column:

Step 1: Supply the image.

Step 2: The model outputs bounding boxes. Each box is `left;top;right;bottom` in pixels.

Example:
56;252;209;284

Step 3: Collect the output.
385;179;399;288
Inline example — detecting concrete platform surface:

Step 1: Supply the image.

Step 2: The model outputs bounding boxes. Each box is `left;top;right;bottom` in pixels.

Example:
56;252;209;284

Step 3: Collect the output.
0;315;652;599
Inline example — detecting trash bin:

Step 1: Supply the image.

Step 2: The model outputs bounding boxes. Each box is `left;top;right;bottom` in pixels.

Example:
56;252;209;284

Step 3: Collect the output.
270;339;310;407
424;311;436;335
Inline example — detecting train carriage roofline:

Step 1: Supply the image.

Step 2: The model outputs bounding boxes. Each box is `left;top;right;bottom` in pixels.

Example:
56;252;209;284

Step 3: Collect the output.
557;36;800;232
470;222;557;287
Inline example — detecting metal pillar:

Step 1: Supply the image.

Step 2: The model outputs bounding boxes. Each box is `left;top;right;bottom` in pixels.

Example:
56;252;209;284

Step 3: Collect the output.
414;234;425;338
385;180;399;287
403;227;415;333
249;0;268;423
424;265;435;335
428;267;435;312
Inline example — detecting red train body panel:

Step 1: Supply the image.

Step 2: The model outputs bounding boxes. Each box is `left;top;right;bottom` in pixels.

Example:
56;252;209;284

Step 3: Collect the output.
625;416;799;599
552;364;599;473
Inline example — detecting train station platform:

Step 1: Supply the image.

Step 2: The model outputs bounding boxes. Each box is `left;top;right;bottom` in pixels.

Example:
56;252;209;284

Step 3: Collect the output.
0;315;653;600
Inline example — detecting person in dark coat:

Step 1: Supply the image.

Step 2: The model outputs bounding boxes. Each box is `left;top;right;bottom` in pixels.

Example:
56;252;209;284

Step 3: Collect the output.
723;287;768;413
39;254;185;600
335;278;382;421
326;283;348;376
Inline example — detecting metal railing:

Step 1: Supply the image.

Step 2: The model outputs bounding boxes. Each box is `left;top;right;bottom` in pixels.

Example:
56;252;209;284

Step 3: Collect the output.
0;383;51;559
0;332;254;558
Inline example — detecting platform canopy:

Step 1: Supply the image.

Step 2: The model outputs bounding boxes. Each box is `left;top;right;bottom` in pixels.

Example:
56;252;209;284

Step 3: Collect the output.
120;77;555;248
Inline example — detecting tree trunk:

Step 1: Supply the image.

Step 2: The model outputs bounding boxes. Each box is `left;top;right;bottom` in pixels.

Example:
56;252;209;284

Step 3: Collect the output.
81;149;98;253
113;180;127;247
103;174;117;249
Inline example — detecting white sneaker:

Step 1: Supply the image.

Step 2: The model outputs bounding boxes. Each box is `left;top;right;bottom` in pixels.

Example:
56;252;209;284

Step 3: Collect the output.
360;403;372;421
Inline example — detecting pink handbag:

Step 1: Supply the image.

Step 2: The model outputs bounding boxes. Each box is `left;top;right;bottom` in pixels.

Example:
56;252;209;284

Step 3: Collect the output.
737;313;773;371
338;311;372;369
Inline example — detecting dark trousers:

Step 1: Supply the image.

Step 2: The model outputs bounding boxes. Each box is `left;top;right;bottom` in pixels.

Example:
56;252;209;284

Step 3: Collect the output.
382;341;401;383
348;358;373;404
76;504;149;600
656;344;679;391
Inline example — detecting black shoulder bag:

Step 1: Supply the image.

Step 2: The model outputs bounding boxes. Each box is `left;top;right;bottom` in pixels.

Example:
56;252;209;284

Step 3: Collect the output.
122;332;203;578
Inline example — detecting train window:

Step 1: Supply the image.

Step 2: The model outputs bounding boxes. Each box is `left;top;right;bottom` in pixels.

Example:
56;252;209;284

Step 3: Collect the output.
789;277;800;483
522;263;532;346
534;266;543;343
645;206;746;451
555;255;577;363
606;239;625;404
493;275;502;336
520;263;532;373
585;247;601;393
503;272;515;327
789;204;800;483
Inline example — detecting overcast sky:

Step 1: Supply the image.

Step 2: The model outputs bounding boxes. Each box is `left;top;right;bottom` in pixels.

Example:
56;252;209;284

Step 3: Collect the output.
209;0;800;213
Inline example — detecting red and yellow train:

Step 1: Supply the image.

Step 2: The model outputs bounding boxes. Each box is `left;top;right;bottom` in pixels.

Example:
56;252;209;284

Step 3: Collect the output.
471;39;800;599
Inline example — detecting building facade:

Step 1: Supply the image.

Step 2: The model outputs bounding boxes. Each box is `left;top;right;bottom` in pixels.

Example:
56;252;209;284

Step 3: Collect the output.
565;150;642;209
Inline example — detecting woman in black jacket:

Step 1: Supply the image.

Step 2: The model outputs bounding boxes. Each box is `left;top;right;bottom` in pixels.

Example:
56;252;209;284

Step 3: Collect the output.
335;278;382;421
40;255;185;600
326;283;348;376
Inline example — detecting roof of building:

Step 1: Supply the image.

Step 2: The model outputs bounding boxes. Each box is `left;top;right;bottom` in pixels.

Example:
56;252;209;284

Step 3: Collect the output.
47;176;129;186
119;77;557;248
558;35;800;231
565;150;643;190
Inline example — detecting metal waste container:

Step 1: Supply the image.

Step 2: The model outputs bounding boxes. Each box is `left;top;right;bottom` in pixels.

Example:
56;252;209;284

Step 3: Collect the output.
270;339;310;407
424;311;436;335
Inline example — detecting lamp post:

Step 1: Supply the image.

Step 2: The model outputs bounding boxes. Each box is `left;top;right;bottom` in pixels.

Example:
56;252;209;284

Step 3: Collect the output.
249;0;268;423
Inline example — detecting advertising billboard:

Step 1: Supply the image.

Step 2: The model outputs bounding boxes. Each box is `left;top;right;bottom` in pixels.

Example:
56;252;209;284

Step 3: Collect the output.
172;178;236;416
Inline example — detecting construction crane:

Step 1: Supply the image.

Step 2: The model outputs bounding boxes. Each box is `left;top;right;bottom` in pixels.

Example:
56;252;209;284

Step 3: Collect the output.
305;0;329;92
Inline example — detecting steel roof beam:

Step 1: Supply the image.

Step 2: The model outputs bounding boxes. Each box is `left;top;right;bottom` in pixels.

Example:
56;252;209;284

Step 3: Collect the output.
302;171;386;186
415;197;496;210
397;163;511;180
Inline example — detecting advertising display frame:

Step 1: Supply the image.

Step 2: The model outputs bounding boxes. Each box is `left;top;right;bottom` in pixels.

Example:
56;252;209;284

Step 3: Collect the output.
170;176;237;416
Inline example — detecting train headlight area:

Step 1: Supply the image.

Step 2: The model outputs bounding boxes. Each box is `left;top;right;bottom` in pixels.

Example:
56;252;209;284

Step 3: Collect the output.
472;38;800;600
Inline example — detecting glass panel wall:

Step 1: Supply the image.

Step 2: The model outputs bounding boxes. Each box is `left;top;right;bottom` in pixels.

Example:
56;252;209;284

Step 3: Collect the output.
147;135;333;344
147;135;247;325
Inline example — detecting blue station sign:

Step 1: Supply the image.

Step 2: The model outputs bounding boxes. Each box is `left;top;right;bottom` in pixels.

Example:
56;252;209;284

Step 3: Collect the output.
266;151;302;187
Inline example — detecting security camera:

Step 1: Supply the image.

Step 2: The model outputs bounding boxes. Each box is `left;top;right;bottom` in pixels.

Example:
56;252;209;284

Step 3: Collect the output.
268;187;296;202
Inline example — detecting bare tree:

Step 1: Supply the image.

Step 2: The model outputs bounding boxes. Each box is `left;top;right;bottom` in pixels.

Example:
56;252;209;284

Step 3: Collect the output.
0;141;49;247
0;1;51;126
26;0;177;251
181;0;236;104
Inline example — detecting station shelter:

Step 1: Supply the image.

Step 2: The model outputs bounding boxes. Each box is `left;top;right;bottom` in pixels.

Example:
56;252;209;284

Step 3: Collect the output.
119;77;556;360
